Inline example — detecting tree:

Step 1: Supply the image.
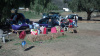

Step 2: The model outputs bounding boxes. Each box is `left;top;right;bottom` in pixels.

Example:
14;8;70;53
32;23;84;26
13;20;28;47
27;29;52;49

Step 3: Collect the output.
30;0;58;14
0;0;58;24
68;0;100;20
0;0;30;24
63;0;67;4
47;2;58;12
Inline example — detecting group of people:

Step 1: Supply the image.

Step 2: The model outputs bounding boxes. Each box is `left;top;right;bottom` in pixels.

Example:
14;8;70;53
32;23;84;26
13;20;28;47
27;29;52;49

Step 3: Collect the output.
60;15;78;28
10;8;78;33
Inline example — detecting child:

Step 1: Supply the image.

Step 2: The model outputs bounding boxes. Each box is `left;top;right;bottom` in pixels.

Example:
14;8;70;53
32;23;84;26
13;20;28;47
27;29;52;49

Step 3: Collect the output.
67;19;74;28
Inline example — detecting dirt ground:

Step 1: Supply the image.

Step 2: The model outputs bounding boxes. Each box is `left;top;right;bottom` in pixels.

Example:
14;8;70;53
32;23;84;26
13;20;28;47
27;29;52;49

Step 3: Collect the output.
0;20;100;56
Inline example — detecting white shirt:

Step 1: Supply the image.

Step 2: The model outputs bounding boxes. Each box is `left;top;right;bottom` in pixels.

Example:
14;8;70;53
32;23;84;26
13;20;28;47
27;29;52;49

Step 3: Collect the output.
74;16;78;20
33;23;39;27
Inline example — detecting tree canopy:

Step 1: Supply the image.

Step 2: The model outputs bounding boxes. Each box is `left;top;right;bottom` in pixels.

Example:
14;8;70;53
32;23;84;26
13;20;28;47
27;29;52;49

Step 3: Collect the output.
0;0;58;24
0;0;27;24
68;0;100;20
30;0;58;14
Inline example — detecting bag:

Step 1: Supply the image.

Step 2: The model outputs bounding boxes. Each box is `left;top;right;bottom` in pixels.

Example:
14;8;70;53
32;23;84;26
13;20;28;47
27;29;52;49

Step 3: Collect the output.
64;27;68;31
73;29;77;33
19;31;26;39
43;27;47;34
51;27;57;33
31;29;38;35
40;26;44;34
60;29;64;32
55;26;60;32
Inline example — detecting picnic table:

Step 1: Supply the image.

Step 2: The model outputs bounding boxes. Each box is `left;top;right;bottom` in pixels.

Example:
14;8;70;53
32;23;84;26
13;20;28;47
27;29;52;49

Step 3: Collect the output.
10;28;30;36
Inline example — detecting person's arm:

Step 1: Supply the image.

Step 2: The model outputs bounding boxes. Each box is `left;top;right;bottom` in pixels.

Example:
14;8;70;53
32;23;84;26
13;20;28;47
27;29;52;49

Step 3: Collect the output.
76;16;78;20
13;15;17;21
73;16;75;21
19;13;26;19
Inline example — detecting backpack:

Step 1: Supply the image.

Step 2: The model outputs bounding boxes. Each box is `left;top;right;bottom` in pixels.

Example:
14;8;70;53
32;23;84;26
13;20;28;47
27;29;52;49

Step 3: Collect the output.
73;29;77;33
19;31;26;39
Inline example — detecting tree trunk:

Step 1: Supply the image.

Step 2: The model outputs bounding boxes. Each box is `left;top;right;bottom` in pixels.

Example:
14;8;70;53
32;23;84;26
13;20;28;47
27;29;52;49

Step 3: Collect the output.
87;12;92;20
0;12;2;22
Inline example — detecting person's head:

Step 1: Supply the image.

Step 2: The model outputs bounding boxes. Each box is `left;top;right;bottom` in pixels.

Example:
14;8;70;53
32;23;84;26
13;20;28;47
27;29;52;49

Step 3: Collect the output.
11;9;18;14
67;19;69;22
49;19;51;22
11;9;15;13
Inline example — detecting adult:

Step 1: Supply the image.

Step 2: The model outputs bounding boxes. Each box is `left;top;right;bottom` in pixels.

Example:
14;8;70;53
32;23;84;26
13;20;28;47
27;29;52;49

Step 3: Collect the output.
48;19;53;28
10;9;25;24
73;14;78;26
10;9;16;24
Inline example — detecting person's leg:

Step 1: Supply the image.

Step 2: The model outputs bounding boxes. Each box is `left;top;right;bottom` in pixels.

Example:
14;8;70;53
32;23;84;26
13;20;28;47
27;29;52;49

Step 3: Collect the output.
75;20;77;26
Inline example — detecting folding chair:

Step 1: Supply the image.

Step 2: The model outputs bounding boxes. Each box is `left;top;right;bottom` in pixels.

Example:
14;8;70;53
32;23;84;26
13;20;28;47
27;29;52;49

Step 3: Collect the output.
0;29;11;43
64;22;69;31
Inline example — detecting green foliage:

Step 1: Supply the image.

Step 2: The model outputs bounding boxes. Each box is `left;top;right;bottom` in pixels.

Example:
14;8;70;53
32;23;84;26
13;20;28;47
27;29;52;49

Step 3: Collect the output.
0;0;24;23
63;0;67;4
23;11;42;19
33;0;44;14
68;0;100;20
0;0;58;24
30;0;58;14
47;2;58;11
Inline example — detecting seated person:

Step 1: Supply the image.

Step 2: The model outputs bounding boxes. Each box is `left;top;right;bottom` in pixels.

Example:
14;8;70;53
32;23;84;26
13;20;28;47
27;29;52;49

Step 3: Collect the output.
66;19;74;28
10;9;17;24
10;9;25;24
28;21;34;29
48;19;53;28
61;19;66;28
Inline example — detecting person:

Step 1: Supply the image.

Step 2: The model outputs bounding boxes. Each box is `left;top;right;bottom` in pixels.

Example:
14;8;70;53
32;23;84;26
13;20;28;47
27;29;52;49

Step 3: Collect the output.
28;21;34;29
48;19;53;28
73;15;78;26
10;9;17;24
65;15;68;19
67;19;74;28
60;18;68;28
10;9;25;24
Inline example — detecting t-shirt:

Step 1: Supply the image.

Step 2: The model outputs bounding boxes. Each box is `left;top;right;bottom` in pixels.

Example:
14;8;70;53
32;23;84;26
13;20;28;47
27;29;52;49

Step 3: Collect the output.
74;16;78;20
48;22;52;27
68;19;73;23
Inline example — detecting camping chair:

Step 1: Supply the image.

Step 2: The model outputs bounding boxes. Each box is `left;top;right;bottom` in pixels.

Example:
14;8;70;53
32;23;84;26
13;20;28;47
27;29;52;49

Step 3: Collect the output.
64;22;69;31
0;29;11;43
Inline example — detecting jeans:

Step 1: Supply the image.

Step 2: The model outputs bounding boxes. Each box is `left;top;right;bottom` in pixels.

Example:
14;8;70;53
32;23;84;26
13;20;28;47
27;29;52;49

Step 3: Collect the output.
69;22;74;27
75;20;77;26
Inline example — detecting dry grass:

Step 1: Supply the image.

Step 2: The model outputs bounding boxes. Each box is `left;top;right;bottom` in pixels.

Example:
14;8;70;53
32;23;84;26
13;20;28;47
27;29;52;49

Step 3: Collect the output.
27;32;65;42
